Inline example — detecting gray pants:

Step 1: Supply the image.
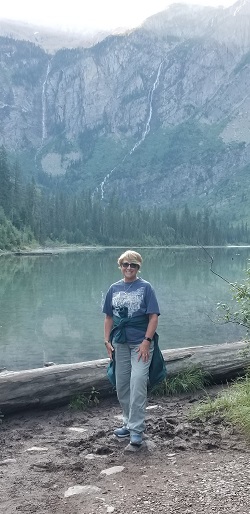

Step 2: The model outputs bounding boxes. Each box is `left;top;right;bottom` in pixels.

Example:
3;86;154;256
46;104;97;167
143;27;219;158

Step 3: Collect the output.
113;341;154;435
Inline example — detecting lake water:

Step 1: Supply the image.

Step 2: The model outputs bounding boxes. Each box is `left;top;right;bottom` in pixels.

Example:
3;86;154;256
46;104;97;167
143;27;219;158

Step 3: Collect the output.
0;246;249;371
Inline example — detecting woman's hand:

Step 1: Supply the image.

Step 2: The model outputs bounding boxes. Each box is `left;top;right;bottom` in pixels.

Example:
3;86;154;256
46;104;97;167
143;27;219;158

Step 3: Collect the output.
136;314;158;362
136;339;151;362
105;341;114;360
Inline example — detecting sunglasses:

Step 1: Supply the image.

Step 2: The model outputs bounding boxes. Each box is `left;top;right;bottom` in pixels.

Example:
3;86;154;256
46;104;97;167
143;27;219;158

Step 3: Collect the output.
121;262;139;269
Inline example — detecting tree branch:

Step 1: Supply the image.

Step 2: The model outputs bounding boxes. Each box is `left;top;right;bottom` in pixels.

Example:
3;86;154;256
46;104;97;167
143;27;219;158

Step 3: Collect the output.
200;245;234;286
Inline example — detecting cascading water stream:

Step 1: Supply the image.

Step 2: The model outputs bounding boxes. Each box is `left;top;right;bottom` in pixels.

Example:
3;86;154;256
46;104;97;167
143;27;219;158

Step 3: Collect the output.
34;60;52;173
98;61;164;199
42;61;51;141
129;61;163;155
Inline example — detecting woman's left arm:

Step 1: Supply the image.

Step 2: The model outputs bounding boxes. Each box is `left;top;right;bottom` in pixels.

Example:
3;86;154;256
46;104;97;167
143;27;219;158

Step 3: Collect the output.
104;315;114;359
145;313;158;340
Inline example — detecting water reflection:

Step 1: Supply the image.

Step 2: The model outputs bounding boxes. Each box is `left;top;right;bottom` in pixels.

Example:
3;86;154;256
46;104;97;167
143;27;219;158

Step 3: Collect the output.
0;247;249;371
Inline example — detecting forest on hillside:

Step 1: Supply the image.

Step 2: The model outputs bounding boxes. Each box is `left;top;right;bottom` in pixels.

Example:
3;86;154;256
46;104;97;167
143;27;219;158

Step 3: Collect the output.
0;146;249;250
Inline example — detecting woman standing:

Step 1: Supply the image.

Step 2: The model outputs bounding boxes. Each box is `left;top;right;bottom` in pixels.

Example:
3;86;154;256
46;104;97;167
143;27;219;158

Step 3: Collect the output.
103;250;160;446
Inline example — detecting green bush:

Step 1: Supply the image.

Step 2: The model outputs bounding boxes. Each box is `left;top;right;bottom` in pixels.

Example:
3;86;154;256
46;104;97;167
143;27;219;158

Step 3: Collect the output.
217;261;250;341
69;387;100;410
151;366;210;396
190;371;250;437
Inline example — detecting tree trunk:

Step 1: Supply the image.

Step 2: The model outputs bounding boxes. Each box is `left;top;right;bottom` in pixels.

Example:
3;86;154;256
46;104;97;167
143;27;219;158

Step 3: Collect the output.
0;341;249;414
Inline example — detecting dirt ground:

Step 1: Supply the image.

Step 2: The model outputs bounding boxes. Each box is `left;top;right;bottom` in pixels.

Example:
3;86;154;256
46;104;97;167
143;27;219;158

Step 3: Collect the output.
1;385;250;514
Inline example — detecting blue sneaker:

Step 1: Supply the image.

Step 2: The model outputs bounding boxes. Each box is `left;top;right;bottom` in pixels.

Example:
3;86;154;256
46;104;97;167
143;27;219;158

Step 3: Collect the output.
114;426;130;438
130;434;142;446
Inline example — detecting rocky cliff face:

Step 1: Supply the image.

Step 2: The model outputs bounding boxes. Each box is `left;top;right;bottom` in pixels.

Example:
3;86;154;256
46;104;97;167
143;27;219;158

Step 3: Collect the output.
0;0;250;220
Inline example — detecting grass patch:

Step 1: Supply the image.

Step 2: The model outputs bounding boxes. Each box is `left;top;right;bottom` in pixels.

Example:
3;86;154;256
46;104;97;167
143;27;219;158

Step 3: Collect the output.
151;366;210;396
69;387;100;410
190;371;250;437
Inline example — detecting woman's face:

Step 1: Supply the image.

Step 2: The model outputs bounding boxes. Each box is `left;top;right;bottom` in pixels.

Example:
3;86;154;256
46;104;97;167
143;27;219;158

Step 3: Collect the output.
120;261;139;282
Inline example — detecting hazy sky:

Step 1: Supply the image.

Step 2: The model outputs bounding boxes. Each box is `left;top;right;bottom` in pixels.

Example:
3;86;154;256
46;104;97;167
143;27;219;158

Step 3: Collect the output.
0;0;236;32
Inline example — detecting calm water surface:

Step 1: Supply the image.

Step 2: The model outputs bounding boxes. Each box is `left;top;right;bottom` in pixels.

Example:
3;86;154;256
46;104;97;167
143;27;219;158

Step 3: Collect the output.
0;247;249;371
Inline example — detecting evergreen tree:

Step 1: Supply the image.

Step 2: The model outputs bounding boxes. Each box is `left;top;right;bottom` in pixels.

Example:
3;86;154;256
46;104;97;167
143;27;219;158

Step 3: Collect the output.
11;161;23;229
0;146;12;217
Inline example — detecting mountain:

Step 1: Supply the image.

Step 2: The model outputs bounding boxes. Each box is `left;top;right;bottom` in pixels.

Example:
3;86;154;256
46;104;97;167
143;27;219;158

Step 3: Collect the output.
0;18;120;52
0;0;250;224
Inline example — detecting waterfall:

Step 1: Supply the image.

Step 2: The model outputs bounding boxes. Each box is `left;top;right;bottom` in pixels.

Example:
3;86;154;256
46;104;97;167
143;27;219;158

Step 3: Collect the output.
34;60;52;173
129;61;163;155
42;61;51;140
98;61;164;199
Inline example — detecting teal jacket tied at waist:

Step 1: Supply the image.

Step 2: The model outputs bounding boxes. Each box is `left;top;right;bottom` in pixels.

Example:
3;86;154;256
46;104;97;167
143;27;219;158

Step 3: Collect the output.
110;314;150;344
107;314;167;388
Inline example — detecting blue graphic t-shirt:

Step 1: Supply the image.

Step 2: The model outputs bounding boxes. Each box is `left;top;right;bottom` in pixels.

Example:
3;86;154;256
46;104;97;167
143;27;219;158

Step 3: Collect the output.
103;277;160;344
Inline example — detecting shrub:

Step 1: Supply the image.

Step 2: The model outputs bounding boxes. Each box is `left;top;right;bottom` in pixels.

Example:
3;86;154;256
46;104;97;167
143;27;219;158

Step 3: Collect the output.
151;366;210;396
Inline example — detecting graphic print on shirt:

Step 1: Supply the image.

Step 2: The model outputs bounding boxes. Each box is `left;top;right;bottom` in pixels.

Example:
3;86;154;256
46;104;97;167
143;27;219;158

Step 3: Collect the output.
112;288;144;318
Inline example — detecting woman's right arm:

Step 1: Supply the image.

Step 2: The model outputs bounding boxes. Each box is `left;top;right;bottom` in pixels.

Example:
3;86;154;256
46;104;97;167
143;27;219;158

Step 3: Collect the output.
104;315;114;359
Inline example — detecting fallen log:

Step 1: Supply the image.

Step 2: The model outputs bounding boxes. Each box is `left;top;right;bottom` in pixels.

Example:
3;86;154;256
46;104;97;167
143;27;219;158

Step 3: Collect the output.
0;341;249;414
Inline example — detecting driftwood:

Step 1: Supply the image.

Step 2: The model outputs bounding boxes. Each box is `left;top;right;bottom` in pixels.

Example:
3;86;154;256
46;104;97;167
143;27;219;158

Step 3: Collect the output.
0;342;249;414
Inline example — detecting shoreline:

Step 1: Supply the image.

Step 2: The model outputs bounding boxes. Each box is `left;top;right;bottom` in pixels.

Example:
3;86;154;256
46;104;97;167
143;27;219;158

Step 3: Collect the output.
1;243;250;257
